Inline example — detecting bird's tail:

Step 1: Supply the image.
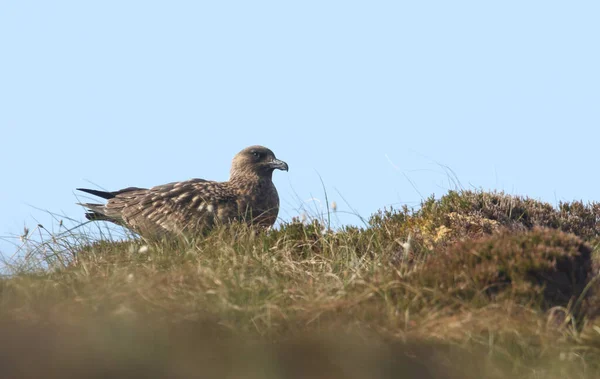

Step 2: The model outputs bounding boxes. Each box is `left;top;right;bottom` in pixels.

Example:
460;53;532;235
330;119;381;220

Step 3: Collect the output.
77;187;146;200
77;188;116;200
77;203;112;222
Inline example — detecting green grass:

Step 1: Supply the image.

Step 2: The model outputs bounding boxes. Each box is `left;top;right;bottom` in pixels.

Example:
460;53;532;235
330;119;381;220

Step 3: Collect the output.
2;189;600;378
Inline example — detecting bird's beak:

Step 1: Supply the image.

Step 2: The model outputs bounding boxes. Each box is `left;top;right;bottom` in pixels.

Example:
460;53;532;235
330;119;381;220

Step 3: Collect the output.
270;159;289;171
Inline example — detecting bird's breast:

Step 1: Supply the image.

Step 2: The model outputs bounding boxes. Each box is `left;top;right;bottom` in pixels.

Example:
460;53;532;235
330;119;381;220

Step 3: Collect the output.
234;180;280;227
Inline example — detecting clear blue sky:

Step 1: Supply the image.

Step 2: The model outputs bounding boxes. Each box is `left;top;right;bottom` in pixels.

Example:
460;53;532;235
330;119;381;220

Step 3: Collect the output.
1;1;599;258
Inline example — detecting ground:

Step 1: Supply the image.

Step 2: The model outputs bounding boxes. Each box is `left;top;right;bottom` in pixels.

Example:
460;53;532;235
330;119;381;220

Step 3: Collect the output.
2;189;600;378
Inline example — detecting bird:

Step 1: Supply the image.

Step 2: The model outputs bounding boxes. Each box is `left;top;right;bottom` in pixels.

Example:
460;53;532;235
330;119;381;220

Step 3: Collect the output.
77;145;288;239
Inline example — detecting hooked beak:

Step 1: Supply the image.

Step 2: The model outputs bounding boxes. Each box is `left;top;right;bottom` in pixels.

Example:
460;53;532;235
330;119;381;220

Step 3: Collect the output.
269;158;289;171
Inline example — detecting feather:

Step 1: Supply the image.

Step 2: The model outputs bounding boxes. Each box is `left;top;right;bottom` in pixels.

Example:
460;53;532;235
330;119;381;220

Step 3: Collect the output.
76;145;288;239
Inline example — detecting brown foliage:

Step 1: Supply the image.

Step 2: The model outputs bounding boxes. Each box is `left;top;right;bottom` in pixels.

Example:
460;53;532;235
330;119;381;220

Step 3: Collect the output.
370;190;600;264
418;228;592;313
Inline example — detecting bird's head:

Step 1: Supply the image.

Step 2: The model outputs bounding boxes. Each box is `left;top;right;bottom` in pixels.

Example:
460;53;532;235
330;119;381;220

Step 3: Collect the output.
230;145;289;180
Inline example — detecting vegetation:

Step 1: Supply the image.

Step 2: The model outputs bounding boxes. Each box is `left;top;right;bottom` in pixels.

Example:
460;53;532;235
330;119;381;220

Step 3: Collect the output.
2;189;600;378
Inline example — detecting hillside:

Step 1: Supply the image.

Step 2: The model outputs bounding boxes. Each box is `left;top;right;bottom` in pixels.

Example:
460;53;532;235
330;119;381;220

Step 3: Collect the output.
2;189;600;378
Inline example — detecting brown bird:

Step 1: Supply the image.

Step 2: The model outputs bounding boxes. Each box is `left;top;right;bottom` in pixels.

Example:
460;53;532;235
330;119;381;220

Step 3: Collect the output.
77;145;288;239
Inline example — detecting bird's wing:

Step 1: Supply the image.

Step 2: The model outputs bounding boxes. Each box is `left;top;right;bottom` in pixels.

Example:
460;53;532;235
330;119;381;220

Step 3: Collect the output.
105;179;237;236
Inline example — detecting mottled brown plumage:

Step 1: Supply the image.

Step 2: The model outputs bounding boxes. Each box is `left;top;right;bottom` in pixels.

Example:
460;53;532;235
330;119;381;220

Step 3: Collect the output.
77;146;288;238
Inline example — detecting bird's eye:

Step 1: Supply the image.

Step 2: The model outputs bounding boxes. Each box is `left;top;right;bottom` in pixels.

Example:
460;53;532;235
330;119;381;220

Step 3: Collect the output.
252;151;262;158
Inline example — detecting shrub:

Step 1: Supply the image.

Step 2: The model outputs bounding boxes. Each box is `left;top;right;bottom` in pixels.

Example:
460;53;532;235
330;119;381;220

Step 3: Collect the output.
417;228;592;313
370;190;600;259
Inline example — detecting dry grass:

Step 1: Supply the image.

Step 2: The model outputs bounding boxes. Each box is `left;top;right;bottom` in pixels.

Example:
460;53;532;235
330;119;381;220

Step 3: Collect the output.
2;189;600;378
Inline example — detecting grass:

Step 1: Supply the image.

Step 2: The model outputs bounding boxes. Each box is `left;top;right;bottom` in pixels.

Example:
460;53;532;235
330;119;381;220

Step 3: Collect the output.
2;189;600;378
